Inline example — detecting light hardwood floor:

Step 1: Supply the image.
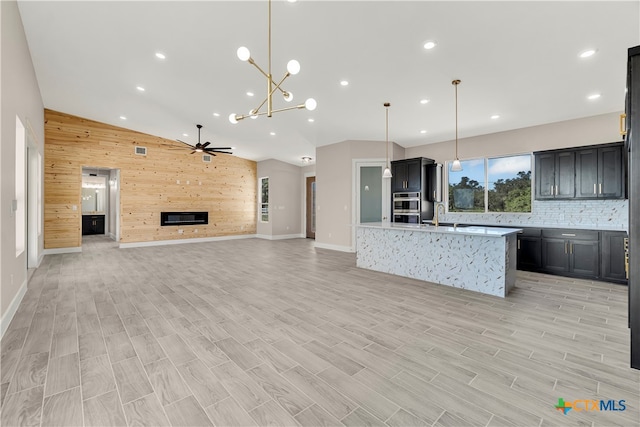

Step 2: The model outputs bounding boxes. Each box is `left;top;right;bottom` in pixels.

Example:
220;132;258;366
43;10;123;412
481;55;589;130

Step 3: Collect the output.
0;235;637;426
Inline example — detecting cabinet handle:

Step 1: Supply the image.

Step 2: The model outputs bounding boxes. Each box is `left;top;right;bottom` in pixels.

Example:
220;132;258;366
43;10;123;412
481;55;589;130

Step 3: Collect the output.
561;233;576;237
620;113;627;136
555;185;559;196
517;240;521;250
433;190;436;200
570;243;573;254
565;241;568;254
594;183;597;194
599;183;602;194
550;185;554;196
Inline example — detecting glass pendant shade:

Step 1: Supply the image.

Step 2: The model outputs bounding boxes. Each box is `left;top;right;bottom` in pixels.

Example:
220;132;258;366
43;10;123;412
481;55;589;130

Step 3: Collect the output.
451;159;462;172
383;167;392;178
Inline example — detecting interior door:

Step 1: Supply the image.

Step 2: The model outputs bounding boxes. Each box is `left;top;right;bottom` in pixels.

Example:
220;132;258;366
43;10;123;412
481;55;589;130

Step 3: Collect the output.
360;166;383;223
306;176;316;239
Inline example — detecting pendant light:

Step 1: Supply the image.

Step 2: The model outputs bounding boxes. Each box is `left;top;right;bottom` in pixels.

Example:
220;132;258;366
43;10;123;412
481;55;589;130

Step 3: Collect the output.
451;79;463;172
382;102;393;178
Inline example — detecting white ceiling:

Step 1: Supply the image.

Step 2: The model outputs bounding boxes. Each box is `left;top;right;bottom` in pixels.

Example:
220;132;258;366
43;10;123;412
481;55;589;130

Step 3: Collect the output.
17;1;640;165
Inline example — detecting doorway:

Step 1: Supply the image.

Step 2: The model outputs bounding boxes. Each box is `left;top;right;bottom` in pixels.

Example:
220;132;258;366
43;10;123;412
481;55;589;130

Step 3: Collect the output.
306;176;316;239
81;167;120;243
352;160;390;250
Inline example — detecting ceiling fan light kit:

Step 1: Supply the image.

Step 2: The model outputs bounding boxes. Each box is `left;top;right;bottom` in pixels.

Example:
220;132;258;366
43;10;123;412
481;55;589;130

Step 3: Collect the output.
229;0;316;124
173;124;233;156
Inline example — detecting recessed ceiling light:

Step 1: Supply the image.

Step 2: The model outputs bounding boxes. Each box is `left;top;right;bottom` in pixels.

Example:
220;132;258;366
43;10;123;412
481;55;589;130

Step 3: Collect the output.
308;118;315;123
587;93;601;100
340;80;349;86
247;91;254;97
420;99;429;105
155;52;166;60
119;116;127;120
423;41;437;50
213;112;220;117
270;132;276;136
420;130;427;134
136;86;145;92
491;115;500;119
579;49;596;58
182;133;188;137
301;156;312;163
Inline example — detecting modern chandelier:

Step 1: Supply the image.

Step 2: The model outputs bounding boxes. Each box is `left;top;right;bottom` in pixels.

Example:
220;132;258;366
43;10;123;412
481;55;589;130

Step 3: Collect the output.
383;102;392;178
451;79;463;172
229;0;316;124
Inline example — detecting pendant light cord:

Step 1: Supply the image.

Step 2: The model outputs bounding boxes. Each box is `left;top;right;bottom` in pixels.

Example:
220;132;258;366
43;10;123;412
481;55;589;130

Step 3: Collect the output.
454;79;459;160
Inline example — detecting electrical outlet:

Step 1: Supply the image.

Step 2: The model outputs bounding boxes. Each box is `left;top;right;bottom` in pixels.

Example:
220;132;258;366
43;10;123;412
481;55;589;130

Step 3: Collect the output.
194;229;198;233
178;229;183;234
72;205;77;211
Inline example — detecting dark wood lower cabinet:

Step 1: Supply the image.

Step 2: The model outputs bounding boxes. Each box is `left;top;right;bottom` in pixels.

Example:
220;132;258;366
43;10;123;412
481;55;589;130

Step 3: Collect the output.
82;215;105;235
517;227;625;284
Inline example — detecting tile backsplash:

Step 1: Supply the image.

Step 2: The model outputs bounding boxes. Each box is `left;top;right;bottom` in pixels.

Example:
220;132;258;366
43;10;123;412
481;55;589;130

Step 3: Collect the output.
440;199;628;231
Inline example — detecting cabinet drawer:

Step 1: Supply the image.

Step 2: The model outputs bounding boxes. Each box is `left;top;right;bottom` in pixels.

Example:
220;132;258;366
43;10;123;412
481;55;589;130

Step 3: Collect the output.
542;229;599;240
518;228;541;237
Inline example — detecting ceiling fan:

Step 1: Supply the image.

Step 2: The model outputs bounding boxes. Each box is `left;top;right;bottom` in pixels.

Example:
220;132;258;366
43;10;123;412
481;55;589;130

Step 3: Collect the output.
172;124;232;155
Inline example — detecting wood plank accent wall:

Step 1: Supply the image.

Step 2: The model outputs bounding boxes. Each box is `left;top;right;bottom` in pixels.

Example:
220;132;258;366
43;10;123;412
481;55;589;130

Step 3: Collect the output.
44;109;257;248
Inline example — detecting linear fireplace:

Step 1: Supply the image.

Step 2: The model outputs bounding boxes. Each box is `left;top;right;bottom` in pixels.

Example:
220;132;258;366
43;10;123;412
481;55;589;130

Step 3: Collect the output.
160;211;208;226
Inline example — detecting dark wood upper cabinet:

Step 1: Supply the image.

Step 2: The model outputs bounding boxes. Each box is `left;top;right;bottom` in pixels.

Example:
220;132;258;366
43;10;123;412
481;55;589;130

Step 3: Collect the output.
575;144;624;199
391;158;423;192
535;142;625;200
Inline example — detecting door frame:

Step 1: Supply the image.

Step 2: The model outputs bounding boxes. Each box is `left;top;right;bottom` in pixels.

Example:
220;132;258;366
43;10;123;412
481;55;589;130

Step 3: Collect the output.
303;172;315;239
305;175;316;239
351;159;390;252
26;124;42;269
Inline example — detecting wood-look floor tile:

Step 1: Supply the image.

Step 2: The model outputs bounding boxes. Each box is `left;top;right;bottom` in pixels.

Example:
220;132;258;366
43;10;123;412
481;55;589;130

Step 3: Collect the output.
341;407;386;426
144;315;175;338
143;358;191;406
45;352;80;397
219;320;259;344
164;395;213;427
210;361;271;412
0;350;21;384
387;408;430;427
104;332;136;363
249;400;300;427
8;351;49;394
115;301;138;317
295;403;341;427
0;384;44;427
80;354;116;400
317;367;399;422
0;382;8;408
272;339;331;374
303;340;364;375
282;365;356;420
245;339;297;374
167;317;201;339
122;314;151;337
176;358;229;407
157;334;197;366
246;363;312;416
436;410;478;427
50;332;78;359
95;301;117;318
123;393;171;426
131;333;166;365
192;318;231;342
112;357;153;404
77;314;101;336
100;315;126;336
41;386;83;427
317;322;371;349
53;312;77;335
83;390;127;427
22;330;52;356
205;397;258;427
0;327;28;354
78;332;107;361
216;337;261;370
185;335;228;367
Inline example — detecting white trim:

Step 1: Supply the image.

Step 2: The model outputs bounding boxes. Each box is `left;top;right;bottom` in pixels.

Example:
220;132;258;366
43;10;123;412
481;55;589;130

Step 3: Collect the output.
256;233;304;240
109;232;117;241
303;172;316;239
1;278;28;339
119;234;256;248
37;253;44;267
42;246;82;255
313;242;355;253
351;158;389;252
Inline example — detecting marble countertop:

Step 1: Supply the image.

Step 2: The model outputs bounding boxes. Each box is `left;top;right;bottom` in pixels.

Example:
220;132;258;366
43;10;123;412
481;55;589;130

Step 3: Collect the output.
356;222;522;237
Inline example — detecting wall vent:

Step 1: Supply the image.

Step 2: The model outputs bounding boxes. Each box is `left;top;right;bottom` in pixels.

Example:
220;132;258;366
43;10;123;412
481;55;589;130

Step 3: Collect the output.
134;146;147;156
202;154;212;163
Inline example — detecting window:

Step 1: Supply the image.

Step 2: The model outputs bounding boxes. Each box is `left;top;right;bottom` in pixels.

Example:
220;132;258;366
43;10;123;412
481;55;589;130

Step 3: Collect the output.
448;154;531;213
259;176;269;222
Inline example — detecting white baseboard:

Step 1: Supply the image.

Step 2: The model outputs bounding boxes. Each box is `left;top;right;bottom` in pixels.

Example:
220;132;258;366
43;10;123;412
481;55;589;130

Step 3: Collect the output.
255;234;305;240
119;234;256;249
313;242;355;253
109;232;117;241
1;278;28;339
42;246;82;255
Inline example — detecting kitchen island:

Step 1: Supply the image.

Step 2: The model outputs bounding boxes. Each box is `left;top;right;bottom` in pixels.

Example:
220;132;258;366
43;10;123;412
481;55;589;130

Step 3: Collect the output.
356;222;522;298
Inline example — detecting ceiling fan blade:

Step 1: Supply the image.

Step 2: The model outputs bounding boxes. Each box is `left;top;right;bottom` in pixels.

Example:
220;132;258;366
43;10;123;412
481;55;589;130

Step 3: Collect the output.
209;147;233;150
206;150;232;155
175;139;193;147
202;141;211;148
190;150;196;154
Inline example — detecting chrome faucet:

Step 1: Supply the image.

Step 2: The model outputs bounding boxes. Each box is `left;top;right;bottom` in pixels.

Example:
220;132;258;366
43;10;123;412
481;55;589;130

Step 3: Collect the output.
432;202;445;226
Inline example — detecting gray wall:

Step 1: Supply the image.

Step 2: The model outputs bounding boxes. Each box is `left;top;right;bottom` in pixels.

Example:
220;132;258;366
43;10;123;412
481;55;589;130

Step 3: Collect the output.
1;0;45;334
256;159;304;238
